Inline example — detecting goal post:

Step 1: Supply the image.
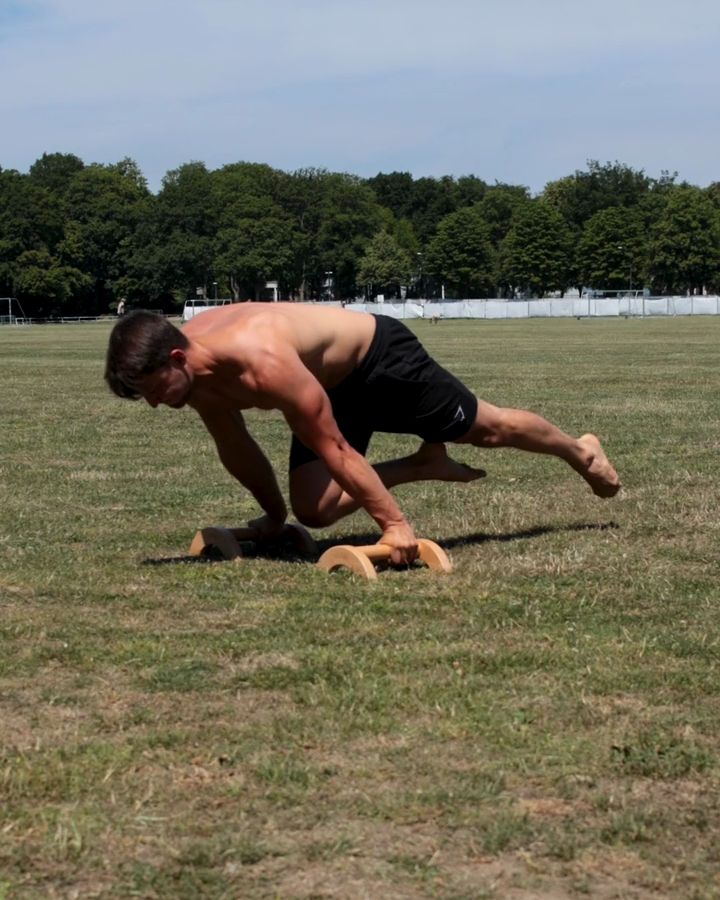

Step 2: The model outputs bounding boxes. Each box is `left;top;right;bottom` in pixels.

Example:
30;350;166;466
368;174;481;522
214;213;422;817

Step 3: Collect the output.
0;297;28;324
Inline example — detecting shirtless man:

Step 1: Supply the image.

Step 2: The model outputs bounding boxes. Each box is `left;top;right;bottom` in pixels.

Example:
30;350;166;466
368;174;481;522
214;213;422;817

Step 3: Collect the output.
104;304;621;564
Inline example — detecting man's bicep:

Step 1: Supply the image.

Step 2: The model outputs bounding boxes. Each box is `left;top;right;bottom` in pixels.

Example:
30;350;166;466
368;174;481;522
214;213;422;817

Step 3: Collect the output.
249;344;347;454
273;370;345;454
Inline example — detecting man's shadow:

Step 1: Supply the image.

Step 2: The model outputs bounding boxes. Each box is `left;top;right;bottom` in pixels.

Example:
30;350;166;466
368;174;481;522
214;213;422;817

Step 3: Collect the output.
142;521;618;567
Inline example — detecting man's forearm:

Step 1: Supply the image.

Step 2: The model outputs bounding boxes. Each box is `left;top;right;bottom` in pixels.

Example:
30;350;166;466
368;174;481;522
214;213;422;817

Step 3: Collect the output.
218;449;287;522
323;444;407;531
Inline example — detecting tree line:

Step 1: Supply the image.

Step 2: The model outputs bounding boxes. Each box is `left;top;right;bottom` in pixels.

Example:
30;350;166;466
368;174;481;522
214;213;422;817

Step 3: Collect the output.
1;153;719;317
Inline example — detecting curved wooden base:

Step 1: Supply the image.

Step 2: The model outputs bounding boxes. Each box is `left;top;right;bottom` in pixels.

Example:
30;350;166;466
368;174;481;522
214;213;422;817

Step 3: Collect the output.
189;526;242;560
317;538;452;580
188;522;317;560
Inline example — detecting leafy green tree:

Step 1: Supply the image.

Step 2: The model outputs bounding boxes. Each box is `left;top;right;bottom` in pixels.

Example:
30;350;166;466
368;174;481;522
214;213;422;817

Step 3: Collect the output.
124;162;217;308
366;171;415;219
277;167;328;300
13;249;90;314
455;175;488;208
28;152;84;196
577;207;646;291
476;183;532;248
647;186;720;294
212;162;302;299
357;229;414;299
215;202;299;300
704;181;720;213
635;170;680;231
367;173;488;246
543;160;650;232
58;159;150;313
0;168;63;310
392;217;420;257
407;175;479;245
313;173;383;298
425;205;495;297
498;201;573;297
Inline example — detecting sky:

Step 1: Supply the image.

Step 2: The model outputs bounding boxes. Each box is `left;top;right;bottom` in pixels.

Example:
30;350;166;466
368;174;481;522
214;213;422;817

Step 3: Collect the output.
1;0;719;194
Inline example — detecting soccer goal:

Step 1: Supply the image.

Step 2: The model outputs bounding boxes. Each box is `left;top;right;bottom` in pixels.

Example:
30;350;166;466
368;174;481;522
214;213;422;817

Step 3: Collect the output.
0;297;29;324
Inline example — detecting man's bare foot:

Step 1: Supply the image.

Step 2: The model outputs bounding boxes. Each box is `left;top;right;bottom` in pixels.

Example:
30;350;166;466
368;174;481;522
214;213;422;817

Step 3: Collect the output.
577;434;621;497
412;442;486;483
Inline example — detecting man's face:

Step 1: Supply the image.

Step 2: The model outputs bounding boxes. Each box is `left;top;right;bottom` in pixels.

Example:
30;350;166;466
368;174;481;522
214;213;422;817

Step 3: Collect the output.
137;351;192;409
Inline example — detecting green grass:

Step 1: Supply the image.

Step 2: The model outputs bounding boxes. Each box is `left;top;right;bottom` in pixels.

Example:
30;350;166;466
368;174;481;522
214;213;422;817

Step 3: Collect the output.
1;316;720;897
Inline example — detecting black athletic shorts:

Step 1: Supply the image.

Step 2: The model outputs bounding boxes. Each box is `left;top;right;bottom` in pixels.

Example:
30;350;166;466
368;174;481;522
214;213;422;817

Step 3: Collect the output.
289;314;478;471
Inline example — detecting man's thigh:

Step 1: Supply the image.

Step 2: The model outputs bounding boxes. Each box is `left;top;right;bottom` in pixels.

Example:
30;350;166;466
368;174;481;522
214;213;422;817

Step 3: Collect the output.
289;458;335;508
288;412;373;473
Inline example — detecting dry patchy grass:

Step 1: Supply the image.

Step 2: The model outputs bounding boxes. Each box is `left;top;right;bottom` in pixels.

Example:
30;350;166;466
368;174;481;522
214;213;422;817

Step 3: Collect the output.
1;317;720;898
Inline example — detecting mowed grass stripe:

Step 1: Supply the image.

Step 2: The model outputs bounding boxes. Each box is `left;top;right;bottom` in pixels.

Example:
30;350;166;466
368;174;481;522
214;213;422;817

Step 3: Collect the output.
0;316;719;898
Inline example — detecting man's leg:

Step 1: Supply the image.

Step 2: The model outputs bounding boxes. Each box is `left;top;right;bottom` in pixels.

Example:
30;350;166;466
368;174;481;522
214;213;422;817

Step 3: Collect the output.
455;400;621;498
289;445;485;528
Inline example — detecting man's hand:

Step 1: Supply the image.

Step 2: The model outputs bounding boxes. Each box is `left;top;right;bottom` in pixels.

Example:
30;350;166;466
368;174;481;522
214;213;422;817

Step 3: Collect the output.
379;522;419;566
248;514;287;541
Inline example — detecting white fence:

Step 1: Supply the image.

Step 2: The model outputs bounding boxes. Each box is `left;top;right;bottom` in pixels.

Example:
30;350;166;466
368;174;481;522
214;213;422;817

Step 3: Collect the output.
5;296;720;326
341;296;720;320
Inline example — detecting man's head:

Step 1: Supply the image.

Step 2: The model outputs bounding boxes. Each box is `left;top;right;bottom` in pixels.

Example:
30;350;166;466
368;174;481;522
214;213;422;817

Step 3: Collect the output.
105;311;193;407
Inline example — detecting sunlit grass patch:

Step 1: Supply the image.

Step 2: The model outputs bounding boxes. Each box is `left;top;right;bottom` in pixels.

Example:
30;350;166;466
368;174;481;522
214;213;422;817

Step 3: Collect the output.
1;318;720;896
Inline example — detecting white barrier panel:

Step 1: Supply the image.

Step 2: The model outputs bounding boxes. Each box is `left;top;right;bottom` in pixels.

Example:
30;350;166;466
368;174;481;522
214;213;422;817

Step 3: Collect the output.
505;302;529;318
483;301;503;318
646;298;669;316
573;299;592;316
532;300;553;317
340;296;720;320
597;298;620;317
463;300;488;319
460;301;484;318
619;297;643;316
550;299;575;316
689;297;718;314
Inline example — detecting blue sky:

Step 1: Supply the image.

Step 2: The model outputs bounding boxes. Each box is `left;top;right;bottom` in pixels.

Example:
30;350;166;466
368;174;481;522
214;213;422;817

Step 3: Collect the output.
1;0;719;193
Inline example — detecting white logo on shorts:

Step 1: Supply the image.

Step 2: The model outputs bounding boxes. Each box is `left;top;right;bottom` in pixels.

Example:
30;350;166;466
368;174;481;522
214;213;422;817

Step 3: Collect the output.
454;404;466;422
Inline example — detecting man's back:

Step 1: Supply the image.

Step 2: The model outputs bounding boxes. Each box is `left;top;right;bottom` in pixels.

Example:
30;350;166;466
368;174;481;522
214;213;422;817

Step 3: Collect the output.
184;302;376;390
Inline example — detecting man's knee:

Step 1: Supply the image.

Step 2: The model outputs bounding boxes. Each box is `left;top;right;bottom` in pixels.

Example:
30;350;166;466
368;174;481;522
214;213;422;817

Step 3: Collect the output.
462;403;515;447
289;462;347;528
290;499;338;529
290;483;341;528
290;500;342;528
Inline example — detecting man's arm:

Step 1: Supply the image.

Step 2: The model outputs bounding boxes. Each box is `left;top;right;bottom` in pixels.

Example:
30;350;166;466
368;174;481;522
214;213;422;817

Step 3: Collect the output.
197;406;287;529
247;343;419;563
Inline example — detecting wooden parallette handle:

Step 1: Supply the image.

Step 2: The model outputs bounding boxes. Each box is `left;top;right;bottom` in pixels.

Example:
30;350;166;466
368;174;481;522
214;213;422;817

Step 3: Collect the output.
316;538;452;580
189;522;317;560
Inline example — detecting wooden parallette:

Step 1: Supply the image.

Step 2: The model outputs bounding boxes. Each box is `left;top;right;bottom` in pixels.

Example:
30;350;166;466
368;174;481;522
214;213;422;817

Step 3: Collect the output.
188;523;317;560
316;538;452;581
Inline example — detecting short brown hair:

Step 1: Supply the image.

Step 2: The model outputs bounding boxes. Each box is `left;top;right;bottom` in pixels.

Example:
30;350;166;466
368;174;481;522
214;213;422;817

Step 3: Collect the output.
105;311;189;399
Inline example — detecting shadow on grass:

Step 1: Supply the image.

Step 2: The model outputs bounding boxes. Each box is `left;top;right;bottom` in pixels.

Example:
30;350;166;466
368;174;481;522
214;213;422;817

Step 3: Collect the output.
440;520;619;551
314;520;618;553
141;521;619;567
141;547;312;567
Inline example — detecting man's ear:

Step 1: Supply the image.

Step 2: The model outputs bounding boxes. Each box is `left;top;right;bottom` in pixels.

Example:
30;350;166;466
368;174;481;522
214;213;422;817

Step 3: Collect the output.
169;348;187;366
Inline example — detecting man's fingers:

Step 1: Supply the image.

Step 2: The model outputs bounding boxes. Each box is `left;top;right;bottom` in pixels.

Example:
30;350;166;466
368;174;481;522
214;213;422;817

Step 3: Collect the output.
390;547;419;566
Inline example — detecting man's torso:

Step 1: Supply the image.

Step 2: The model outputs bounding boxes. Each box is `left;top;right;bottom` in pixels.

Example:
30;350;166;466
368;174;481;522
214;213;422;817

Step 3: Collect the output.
183;303;377;413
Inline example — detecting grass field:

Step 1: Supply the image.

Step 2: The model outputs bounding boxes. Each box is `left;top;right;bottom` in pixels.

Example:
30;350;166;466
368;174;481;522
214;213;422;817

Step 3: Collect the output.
1;316;719;899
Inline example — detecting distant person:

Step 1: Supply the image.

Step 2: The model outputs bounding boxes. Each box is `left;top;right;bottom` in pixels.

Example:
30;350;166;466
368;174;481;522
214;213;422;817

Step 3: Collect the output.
116;298;126;317
104;305;621;564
